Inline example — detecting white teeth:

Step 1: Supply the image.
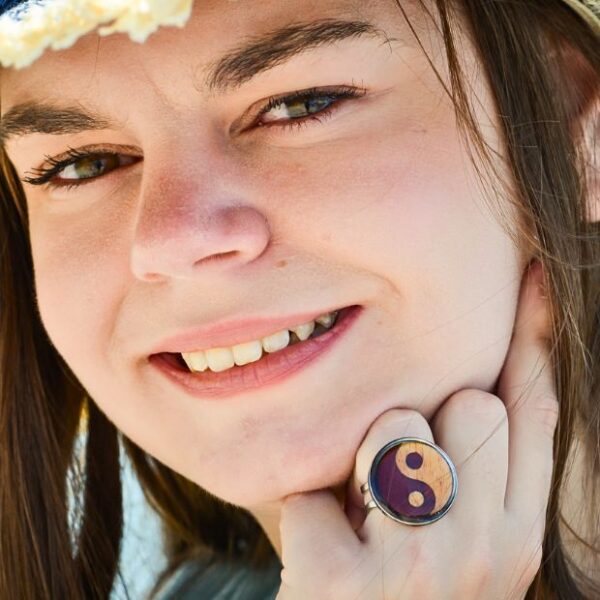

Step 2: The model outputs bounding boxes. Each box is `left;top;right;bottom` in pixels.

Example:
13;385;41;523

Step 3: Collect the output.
315;313;335;327
180;309;340;373
182;350;209;372
232;340;263;366
261;329;290;353
290;321;315;341
205;347;235;372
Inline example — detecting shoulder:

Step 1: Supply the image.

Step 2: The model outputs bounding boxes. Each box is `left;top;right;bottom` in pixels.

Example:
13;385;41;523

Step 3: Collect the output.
153;558;281;600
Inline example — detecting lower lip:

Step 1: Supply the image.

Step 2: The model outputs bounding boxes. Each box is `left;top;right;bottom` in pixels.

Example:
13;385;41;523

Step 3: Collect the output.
149;305;363;400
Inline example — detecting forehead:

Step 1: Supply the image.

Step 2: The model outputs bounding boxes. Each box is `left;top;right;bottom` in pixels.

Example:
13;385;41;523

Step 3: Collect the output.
0;0;413;108
0;0;446;154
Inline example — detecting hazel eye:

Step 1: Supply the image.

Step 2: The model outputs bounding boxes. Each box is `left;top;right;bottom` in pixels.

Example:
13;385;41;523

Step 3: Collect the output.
253;86;367;132
59;154;121;181
22;151;141;191
260;94;338;124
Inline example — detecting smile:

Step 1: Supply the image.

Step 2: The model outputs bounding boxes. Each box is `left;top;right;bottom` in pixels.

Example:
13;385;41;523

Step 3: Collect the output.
180;309;341;374
149;304;363;400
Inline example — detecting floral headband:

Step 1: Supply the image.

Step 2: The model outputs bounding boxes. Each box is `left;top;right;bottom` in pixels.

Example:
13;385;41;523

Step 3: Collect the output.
0;0;598;70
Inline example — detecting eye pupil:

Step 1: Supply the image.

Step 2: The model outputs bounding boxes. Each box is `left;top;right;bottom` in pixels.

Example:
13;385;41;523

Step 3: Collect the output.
66;154;118;179
21;151;142;192
264;94;335;123
287;96;333;117
306;97;332;113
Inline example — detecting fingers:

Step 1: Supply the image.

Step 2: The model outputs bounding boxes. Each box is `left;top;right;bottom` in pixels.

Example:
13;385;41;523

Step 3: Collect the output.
431;389;509;521
277;411;439;596
495;260;558;522
278;489;361;590
277;260;556;600
350;409;434;544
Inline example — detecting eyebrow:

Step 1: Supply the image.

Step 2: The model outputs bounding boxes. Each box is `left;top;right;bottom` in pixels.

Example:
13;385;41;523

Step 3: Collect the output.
204;17;395;93
0;17;397;146
0;102;114;146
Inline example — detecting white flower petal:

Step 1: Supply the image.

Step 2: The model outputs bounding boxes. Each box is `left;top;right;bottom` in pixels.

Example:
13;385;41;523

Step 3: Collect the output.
0;0;194;69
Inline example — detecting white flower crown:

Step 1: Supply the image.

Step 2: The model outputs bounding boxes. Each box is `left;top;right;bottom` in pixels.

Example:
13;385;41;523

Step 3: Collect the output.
0;0;194;69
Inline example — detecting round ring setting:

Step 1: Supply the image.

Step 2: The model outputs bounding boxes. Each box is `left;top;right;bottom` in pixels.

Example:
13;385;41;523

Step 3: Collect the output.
361;437;458;526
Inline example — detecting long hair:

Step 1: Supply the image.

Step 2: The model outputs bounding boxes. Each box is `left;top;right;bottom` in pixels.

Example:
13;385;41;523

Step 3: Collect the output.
0;0;598;598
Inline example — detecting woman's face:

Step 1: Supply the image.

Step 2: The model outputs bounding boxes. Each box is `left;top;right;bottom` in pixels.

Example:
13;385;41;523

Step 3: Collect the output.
0;0;528;509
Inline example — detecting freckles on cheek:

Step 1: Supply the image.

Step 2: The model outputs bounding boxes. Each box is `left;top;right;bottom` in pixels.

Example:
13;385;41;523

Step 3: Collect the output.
294;122;473;273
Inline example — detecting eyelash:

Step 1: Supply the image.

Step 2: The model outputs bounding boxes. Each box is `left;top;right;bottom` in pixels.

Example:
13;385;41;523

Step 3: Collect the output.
21;85;367;192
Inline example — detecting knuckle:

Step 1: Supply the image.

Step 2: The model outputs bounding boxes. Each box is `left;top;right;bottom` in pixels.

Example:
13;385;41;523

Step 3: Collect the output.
374;407;429;430
531;394;560;438
444;389;506;419
367;408;431;445
280;490;330;527
402;535;428;567
398;536;438;579
456;542;495;594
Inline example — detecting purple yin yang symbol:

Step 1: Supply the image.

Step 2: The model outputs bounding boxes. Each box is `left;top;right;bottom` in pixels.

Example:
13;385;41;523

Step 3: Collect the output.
372;445;437;517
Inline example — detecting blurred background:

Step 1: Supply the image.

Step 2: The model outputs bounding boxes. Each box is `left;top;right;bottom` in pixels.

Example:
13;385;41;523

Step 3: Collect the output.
110;443;168;600
68;412;168;600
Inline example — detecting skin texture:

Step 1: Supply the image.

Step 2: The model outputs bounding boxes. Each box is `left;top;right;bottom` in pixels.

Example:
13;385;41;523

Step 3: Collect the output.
0;0;561;580
276;260;556;598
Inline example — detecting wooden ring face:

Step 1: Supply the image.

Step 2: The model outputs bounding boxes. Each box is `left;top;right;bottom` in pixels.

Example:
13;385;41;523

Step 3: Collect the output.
367;437;458;526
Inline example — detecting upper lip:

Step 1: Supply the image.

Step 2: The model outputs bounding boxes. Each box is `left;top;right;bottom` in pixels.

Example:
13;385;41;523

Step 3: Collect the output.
149;304;352;355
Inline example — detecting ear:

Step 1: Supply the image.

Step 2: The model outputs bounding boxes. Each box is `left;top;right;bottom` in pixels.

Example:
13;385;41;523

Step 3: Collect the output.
556;40;599;222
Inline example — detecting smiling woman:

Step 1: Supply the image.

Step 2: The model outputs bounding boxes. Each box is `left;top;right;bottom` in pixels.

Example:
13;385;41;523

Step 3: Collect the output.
0;1;598;599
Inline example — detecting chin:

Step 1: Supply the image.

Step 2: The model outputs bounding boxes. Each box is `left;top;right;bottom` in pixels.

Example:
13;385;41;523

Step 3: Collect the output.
208;455;353;509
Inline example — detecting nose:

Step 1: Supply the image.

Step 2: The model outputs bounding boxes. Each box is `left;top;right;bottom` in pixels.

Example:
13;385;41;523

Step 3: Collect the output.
130;175;271;282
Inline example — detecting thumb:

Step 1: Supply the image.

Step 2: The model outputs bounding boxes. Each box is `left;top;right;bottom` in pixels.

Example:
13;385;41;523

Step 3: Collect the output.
278;490;361;588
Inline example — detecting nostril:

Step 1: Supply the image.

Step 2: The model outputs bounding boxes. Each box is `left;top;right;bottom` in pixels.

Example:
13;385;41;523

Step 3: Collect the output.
195;250;239;266
142;273;164;283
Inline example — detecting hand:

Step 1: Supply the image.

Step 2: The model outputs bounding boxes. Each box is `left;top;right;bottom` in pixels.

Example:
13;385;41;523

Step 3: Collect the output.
275;260;557;600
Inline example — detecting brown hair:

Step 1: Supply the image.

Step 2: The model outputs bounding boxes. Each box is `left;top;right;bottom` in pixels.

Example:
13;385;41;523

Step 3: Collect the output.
0;0;598;597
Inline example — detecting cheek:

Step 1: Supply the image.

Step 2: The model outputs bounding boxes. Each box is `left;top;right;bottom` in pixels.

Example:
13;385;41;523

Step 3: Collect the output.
28;212;175;456
259;107;521;392
260;97;514;284
28;207;128;379
24;99;523;508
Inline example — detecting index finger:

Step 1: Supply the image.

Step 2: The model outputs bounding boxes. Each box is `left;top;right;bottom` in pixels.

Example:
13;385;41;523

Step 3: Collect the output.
496;260;558;519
